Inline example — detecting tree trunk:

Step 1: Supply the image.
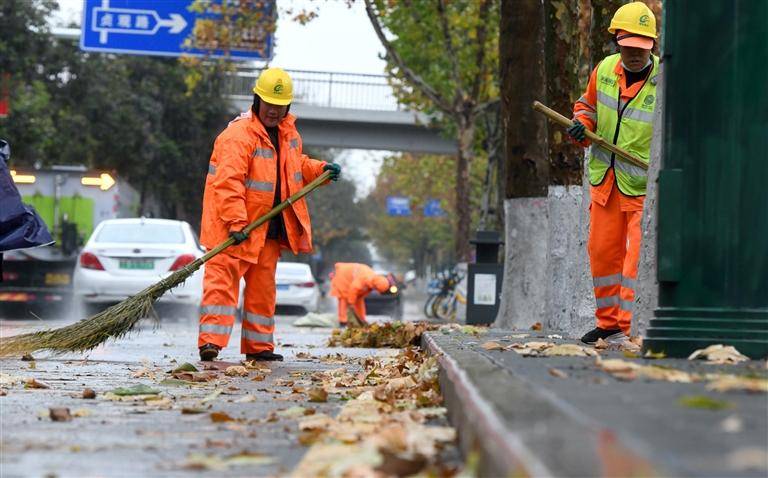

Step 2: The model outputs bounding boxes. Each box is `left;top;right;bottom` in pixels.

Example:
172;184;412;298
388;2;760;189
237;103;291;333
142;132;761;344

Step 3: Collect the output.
502;3;548;197
544;0;583;186
455;118;475;261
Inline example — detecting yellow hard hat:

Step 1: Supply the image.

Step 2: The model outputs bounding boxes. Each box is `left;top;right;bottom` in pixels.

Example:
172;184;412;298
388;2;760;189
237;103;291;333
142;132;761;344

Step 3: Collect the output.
253;67;293;106
608;2;657;39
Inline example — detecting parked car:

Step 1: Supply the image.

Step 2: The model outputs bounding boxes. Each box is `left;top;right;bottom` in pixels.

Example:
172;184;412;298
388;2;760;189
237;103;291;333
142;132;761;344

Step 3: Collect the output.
72;218;204;316
275;261;319;314
364;270;404;320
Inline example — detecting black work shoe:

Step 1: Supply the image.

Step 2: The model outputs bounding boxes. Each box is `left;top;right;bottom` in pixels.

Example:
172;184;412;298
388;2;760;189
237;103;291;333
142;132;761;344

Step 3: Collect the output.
245;351;284;362
199;343;220;361
580;327;624;345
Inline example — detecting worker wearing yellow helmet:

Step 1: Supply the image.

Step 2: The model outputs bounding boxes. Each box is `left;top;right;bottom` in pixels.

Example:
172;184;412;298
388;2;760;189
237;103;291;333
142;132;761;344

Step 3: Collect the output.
566;2;659;345
198;67;342;362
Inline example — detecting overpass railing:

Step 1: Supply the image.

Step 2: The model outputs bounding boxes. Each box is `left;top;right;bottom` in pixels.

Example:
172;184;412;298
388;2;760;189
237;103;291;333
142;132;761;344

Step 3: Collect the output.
225;68;402;111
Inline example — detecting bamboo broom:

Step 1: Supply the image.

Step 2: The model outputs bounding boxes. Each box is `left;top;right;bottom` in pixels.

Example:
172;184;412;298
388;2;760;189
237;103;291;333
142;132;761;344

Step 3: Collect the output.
0;171;332;357
532;101;648;171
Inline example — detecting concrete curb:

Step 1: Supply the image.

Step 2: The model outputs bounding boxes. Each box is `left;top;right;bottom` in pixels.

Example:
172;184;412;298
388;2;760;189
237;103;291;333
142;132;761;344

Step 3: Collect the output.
422;333;554;477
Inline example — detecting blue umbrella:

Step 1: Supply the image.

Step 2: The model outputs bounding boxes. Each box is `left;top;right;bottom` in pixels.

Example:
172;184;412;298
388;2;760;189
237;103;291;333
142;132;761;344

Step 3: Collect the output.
0;139;54;252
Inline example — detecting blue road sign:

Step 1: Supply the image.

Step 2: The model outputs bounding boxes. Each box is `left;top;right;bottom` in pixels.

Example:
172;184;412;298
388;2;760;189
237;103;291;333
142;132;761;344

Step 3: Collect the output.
386;196;412;217
423;199;446;217
81;0;274;60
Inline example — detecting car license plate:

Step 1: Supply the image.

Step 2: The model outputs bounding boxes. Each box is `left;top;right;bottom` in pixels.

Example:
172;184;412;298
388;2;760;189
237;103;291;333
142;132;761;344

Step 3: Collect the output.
276;284;289;291
45;273;71;285
119;259;154;270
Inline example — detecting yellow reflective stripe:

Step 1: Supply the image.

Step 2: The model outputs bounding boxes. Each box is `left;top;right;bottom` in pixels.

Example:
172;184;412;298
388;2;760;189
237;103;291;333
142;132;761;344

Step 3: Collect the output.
199;323;233;335
245;179;273;192
242;329;274;343
593;273;621;287
244;312;274;327
575;110;597;121
622;276;638;290
200;305;238;316
595;295;620;308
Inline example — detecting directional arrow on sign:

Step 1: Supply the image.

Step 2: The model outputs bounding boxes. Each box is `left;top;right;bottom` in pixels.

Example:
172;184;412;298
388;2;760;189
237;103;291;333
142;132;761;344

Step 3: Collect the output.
157;13;187;34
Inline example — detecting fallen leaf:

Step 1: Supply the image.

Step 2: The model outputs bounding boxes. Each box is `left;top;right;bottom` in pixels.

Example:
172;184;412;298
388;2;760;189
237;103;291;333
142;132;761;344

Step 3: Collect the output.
210;411;235;423
183;452;273;470
200;389;223;404
480;341;506;351
298;413;335;431
706;375;768;393
49;408;72;422
224;366;249;377
110;384;160;396
0;373;24;386
679;395;732;410
21;353;35;361
159;378;194;387
181;407;206;415
727;448;768;472
82;388;96;399
235;395;257;403
594;338;609;350
171;362;199;373
643;349;666;359
278;406;310;419
28;361;36;370
24;378;50;389
689;345;749;365
544;344;598;357
548;368;568;379
308;387;328;403
506;333;530;339
72;408;91;418
0;390;7;396
172;371;218;383
530;322;543;331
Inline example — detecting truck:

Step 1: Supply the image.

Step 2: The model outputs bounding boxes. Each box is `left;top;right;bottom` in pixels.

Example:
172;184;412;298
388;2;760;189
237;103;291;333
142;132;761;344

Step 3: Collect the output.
1;165;138;318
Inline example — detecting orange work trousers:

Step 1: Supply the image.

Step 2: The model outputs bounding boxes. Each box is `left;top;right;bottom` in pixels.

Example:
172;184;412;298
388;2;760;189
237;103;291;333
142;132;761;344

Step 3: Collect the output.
337;298;367;325
588;180;643;335
198;239;281;354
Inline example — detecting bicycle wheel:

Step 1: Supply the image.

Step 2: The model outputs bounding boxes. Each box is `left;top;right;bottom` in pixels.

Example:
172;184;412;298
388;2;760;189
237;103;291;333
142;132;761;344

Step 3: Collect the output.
423;294;438;318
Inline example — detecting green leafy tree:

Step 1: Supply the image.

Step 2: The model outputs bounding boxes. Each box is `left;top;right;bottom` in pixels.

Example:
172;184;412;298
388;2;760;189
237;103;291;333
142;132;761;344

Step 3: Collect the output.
367;153;486;274
364;0;500;261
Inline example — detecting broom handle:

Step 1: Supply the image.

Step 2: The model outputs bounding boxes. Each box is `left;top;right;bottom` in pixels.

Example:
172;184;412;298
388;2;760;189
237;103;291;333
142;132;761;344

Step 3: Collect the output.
189;170;332;269
532;101;648;171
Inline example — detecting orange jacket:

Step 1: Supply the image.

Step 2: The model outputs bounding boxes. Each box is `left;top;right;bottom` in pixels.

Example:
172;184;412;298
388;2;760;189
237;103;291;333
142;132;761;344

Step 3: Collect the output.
329;263;389;304
573;60;646;211
200;111;326;263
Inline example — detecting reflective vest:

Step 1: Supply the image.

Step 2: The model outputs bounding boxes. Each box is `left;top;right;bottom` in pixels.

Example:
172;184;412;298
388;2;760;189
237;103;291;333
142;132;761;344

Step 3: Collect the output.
589;53;658;196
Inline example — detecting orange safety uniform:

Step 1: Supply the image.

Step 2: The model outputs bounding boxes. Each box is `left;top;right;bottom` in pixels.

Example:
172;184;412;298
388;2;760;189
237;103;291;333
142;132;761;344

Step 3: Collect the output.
329;263;390;325
574;60;654;335
198;110;326;354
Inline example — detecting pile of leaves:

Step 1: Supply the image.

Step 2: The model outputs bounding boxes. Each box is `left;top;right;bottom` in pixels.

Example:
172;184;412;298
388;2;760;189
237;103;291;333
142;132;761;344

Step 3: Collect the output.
329;322;441;348
291;348;457;477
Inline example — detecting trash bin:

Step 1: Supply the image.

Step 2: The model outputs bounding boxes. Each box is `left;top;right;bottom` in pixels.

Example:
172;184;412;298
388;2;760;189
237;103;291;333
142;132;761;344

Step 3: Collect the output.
643;1;768;359
466;231;504;325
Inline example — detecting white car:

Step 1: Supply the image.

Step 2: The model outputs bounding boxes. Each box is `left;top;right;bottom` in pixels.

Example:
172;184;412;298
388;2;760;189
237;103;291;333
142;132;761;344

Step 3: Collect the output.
73;218;204;315
275;262;319;313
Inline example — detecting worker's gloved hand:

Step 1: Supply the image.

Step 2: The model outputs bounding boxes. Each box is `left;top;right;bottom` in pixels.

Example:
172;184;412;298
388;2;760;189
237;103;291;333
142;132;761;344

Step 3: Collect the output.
229;229;249;245
323;163;341;181
567;120;586;142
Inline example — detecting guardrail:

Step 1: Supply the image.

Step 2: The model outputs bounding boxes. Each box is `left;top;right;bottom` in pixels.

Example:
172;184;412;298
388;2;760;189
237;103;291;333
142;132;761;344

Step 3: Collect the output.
225;68;402;111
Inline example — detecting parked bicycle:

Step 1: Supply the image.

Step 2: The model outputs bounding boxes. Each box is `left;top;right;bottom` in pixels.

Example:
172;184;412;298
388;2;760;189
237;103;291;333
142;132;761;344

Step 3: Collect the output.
423;267;466;321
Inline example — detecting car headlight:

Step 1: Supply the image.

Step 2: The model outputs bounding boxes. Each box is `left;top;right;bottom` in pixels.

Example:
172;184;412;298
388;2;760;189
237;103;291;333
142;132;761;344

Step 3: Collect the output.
389;286;398;294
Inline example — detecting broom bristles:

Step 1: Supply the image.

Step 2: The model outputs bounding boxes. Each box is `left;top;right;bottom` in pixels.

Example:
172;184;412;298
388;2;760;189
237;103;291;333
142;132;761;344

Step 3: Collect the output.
0;264;198;358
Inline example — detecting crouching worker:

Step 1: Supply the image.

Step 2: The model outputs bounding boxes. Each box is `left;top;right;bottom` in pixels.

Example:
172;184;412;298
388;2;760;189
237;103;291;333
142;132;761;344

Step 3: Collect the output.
197;68;341;362
329;263;396;327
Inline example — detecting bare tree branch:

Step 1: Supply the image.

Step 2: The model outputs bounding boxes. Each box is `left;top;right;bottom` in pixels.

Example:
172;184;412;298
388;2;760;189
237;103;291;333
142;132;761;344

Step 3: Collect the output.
470;0;492;103
436;0;465;105
363;0;454;114
472;98;501;116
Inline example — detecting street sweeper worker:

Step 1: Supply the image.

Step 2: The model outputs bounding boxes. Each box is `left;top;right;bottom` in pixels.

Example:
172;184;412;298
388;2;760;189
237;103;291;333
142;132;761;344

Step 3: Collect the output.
197;68;341;362
329;263;396;326
0;139;54;278
566;2;658;345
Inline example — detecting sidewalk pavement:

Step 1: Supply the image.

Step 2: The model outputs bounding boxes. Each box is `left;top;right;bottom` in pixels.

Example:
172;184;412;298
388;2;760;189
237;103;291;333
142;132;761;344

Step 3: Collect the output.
423;329;768;478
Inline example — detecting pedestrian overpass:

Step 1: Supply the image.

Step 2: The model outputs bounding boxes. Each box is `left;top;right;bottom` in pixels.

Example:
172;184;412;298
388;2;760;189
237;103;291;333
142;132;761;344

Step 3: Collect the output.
225;68;456;154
